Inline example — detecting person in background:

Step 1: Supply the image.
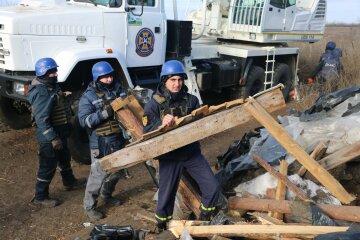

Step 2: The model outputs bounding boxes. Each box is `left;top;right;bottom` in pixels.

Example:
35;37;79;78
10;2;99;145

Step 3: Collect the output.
308;41;343;84
142;60;221;231
78;61;127;220
27;57;86;208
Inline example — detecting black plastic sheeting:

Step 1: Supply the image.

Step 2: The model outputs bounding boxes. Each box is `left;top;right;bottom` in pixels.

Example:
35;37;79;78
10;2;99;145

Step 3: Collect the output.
300;86;360;121
89;224;148;240
215;128;287;186
315;231;360;240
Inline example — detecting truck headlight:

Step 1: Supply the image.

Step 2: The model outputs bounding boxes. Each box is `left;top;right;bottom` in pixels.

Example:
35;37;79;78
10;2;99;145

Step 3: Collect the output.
13;82;28;96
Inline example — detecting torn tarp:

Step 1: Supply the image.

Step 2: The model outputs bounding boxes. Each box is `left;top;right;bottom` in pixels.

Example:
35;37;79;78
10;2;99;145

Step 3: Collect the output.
215;86;360;186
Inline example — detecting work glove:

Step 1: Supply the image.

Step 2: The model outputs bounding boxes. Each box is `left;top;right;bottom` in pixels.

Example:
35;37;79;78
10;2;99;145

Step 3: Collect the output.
307;77;314;85
51;137;63;151
101;105;114;119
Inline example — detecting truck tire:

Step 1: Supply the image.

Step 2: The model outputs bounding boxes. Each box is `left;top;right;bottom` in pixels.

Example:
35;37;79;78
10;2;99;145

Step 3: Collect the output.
68;104;91;165
244;65;265;98
0;96;31;129
273;63;292;100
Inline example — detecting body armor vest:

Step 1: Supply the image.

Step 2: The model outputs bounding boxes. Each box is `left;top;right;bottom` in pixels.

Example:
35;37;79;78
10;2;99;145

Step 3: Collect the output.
95;92;121;137
153;94;189;120
51;90;72;127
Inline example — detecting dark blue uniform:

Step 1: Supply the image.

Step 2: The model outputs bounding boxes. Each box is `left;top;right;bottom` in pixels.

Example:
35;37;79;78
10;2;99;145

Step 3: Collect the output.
27;79;76;201
78;81;126;211
312;48;342;82
143;85;220;224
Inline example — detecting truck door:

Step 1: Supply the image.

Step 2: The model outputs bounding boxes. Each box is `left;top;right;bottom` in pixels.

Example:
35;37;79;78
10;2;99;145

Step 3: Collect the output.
125;0;166;68
263;0;296;31
263;0;286;31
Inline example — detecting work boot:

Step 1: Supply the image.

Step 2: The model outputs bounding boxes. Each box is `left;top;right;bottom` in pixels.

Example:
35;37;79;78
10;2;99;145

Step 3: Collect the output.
101;194;122;206
64;177;87;191
33;197;60;208
85;209;104;220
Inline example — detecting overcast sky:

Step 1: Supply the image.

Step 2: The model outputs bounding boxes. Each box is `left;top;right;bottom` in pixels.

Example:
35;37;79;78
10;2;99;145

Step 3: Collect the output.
166;0;360;24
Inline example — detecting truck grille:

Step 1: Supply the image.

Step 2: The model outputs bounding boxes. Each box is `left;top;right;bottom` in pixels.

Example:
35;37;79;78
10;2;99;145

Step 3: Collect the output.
231;0;264;26
314;0;326;19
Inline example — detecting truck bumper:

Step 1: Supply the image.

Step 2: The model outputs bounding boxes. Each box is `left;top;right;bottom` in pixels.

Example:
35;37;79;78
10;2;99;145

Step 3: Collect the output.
0;72;33;101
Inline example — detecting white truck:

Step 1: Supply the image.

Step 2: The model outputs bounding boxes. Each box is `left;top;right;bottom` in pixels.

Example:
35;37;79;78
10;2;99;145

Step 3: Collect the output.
0;0;326;163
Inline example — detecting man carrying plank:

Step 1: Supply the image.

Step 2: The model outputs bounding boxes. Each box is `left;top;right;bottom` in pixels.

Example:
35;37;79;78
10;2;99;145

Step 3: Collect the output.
142;60;221;231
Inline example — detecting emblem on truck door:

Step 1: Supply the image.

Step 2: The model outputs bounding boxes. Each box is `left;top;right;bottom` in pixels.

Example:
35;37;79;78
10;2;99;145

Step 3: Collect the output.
135;28;155;57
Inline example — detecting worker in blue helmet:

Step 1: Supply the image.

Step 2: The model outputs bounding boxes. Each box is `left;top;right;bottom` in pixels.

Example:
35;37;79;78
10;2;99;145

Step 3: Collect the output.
27;57;86;208
78;61;128;220
308;41;343;84
142;60;221;231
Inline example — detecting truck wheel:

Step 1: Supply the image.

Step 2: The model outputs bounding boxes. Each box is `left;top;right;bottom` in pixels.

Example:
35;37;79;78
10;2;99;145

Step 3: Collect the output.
244;65;265;98
68;104;91;165
273;63;292;100
0;96;31;129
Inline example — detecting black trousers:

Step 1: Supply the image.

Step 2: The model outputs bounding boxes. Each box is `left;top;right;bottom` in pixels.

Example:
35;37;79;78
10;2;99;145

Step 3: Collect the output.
35;138;75;200
155;151;220;223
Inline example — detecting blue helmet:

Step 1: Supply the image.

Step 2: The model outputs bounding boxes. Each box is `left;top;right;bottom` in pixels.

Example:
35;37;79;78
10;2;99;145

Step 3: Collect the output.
326;41;336;50
92;61;114;81
35;58;58;77
160;60;187;81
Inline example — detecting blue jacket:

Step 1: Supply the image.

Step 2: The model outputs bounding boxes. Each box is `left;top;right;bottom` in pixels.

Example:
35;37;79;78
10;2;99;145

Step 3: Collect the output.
78;82;126;149
27;79;71;143
143;84;201;161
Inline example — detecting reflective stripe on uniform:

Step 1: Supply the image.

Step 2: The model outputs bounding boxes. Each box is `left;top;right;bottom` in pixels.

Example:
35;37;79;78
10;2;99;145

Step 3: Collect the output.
37;177;51;182
42;128;52;135
91;99;103;105
201;203;215;211
85;115;93;128
155;214;172;221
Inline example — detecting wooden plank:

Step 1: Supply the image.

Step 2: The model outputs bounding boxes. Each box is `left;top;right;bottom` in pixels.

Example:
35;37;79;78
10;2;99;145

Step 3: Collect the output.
272;160;288;220
169;221;348;239
253;154;311;202
298;141;328;176
111;96;143;139
228;197;360;223
317;140;360;170
244;98;355;204
100;87;286;172
248;212;285;225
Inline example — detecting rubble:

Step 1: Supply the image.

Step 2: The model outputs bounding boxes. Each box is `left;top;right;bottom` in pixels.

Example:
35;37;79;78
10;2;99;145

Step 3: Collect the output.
101;85;360;239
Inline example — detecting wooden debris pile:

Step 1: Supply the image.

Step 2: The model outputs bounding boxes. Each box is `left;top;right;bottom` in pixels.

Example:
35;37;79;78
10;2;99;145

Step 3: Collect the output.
99;85;360;239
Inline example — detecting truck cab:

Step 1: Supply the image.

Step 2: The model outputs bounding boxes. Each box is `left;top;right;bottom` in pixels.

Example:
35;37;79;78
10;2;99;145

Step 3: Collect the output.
0;0;326;163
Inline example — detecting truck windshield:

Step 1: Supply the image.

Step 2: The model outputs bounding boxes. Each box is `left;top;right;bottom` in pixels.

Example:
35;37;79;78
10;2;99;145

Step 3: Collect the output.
73;0;122;7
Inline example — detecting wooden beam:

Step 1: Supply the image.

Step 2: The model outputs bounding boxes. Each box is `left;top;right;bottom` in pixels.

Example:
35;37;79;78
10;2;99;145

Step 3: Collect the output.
228;197;360;223
317;140;360;170
298;141;328;176
100;87;286;172
252;154;311;202
168;220;348;239
272;160;288;219
244;98;355;204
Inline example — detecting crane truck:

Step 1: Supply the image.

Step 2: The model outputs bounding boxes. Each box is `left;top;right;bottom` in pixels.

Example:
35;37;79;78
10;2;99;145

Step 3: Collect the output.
0;0;326;163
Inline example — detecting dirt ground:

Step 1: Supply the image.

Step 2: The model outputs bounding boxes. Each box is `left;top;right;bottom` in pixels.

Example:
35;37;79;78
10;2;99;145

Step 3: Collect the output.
0;111;265;240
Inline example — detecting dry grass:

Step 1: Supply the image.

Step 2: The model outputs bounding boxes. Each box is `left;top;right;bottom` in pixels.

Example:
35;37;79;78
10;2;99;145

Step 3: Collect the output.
288;25;360;110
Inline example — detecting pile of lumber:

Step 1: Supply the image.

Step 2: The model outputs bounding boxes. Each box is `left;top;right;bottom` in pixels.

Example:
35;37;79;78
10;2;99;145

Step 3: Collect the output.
99;86;360;239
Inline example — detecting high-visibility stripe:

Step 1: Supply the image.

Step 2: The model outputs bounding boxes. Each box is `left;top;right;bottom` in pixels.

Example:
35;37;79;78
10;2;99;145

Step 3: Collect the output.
155;214;172;221
37;177;50;182
201;203;215;211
